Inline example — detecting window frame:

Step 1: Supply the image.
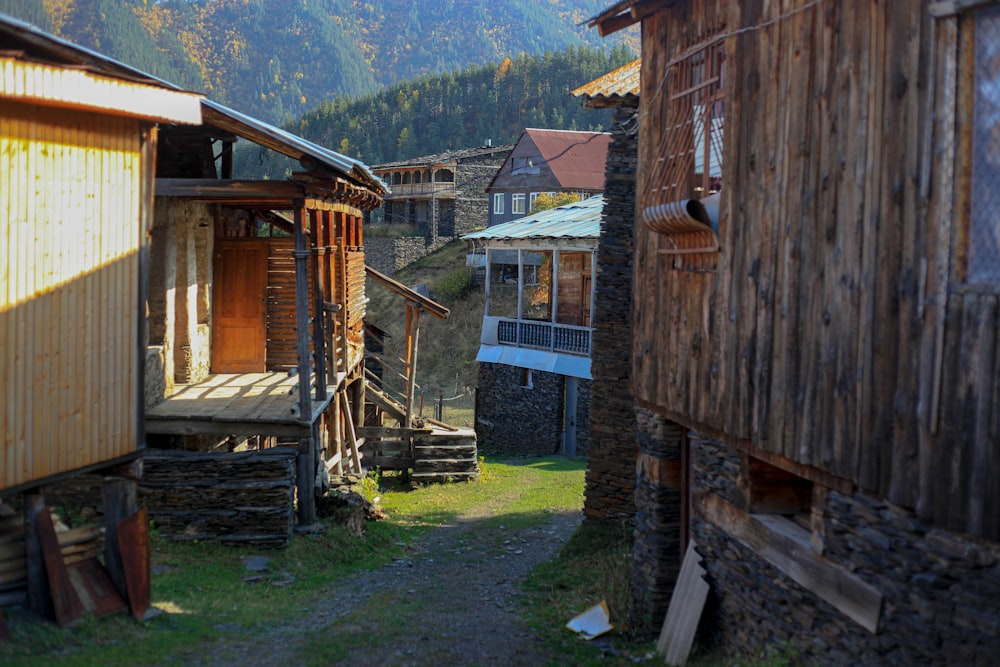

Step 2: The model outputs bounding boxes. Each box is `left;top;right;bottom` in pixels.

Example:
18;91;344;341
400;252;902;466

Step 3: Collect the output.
512;193;527;215
493;192;504;215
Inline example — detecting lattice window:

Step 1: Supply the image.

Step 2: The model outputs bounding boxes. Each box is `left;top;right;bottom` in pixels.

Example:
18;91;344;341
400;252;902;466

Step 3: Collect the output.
643;35;726;271
970;5;1000;284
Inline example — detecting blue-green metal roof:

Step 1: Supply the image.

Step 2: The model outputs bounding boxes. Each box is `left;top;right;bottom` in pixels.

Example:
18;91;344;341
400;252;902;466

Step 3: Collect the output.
463;195;604;241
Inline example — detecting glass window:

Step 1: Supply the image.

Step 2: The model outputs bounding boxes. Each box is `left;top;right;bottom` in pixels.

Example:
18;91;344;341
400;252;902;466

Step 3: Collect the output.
493;193;504;215
512;193;527;214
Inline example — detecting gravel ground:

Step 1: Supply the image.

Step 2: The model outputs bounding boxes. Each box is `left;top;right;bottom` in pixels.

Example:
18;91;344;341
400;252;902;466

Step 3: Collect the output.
201;508;584;667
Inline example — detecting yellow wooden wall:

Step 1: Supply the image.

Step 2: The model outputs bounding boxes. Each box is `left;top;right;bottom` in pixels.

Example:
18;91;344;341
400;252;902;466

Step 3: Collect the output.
1;101;144;490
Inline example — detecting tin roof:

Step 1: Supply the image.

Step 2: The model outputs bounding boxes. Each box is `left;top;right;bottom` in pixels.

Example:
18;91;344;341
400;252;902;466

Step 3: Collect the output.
572;58;641;102
201;100;387;195
463;195;604;242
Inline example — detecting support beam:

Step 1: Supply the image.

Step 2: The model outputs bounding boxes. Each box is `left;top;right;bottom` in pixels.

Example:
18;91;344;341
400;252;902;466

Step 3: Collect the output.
23;492;52;619
102;460;141;600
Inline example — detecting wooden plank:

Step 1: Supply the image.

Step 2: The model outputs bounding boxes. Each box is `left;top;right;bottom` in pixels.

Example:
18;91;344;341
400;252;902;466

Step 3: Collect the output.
117;509;150;620
657;540;709;666
700;492;882;633
929;0;997;18
36;509;84;627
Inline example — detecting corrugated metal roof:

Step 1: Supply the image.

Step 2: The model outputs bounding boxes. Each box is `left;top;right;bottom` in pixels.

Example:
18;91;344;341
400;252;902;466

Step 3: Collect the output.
201;100;387;195
463;195;604;241
572;58;641;100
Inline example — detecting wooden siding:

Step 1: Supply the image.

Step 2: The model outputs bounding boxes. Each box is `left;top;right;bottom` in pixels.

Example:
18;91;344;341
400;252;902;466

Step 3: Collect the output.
266;238;314;370
1;102;144;489
634;1;999;538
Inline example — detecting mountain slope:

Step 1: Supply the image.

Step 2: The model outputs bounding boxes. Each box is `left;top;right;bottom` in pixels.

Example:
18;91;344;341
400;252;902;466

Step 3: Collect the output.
1;0;636;124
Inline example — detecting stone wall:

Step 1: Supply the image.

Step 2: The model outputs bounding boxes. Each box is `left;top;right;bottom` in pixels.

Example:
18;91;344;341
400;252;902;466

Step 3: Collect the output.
141;447;297;548
688;435;1000;665
585;101;639;521
475;363;590;456
364;236;447;276
630;407;684;633
147;198;214;404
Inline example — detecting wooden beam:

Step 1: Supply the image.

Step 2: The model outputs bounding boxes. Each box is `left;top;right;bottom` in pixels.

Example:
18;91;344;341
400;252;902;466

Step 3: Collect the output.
928;0;996;17
365;265;450;319
699;492;883;633
144;418;311;437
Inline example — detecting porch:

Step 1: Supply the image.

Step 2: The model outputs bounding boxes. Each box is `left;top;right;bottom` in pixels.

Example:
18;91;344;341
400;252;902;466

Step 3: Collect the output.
145;372;340;438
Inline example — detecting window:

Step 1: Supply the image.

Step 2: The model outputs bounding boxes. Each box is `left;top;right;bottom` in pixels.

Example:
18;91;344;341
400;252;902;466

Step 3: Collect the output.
529;192;540;210
512;193;527;214
520;368;533;389
970;5;1000;284
493;193;504;215
643;33;726;271
512;156;540;175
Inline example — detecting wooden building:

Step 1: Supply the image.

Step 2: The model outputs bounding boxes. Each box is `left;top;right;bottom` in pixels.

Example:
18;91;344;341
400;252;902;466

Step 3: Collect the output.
589;0;1000;663
144;98;387;528
485;128;611;227
465;197;602;455
0;14;202;622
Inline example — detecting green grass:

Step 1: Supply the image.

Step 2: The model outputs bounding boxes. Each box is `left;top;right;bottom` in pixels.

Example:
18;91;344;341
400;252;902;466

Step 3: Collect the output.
0;457;586;666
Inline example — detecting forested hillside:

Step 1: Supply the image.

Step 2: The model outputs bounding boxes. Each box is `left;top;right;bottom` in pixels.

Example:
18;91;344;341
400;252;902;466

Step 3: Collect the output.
0;0;636;125
236;44;633;177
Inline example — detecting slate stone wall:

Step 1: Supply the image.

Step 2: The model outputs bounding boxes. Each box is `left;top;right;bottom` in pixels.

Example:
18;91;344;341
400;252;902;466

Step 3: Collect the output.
475;362;590;456
688;435;1000;665
364;236;447;276
584;101;640;521
631;407;684;633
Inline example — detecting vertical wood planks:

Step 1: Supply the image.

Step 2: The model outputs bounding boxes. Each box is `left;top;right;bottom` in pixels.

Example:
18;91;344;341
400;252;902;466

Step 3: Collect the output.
2;103;143;490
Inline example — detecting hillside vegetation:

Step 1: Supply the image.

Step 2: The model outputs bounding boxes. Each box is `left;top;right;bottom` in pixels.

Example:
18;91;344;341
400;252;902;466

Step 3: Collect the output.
365;241;484;422
0;0;636;125
241;44;633;176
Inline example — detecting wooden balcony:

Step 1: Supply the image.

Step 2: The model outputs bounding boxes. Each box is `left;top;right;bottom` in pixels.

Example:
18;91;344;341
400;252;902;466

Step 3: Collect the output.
384;181;456;199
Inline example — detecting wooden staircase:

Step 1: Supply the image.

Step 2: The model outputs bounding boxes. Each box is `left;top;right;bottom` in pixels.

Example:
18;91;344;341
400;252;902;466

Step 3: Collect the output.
361;378;479;483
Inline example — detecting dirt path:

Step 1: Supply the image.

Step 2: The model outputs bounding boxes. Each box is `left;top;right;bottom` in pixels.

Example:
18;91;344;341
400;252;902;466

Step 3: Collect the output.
203;508;583;666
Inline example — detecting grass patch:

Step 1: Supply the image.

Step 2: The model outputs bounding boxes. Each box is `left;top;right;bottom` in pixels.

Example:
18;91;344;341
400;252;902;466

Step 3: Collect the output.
0;457;585;666
522;519;659;666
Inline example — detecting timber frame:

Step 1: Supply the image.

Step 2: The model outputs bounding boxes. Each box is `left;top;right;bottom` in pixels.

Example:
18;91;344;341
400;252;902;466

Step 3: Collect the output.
146;99;386;525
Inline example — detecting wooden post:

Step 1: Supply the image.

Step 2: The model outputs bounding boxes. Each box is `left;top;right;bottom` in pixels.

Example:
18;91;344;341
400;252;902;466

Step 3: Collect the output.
23;492;52;618
102;460;141;599
293;202;313;419
296;434;316;526
404;304;422;428
310;209;327;402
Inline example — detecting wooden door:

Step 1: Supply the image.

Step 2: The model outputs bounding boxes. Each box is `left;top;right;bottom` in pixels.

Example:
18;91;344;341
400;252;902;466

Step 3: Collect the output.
211;239;268;373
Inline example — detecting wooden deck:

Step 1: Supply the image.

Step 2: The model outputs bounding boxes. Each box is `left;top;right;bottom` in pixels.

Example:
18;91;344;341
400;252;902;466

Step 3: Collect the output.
146;373;336;438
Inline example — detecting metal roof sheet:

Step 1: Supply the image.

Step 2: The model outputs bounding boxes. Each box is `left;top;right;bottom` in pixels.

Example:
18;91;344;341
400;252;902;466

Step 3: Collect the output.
463;195;604;241
201;100;386;195
572;58;641;100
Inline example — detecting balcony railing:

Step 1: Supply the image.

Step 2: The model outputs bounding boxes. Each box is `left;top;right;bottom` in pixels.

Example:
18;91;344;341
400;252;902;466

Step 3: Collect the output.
495;318;592;356
384;182;456;198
